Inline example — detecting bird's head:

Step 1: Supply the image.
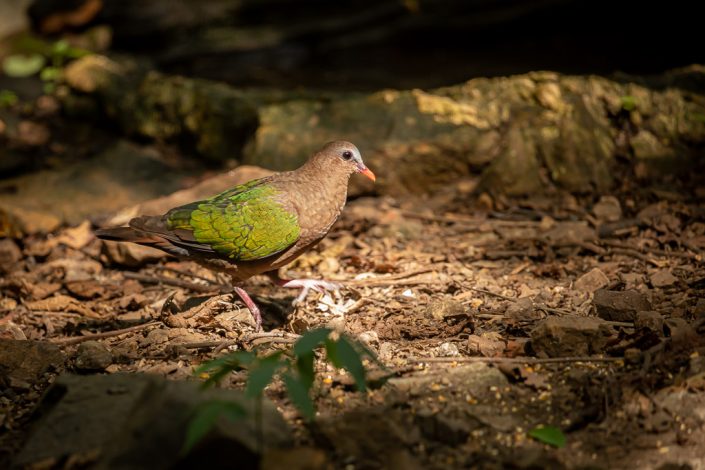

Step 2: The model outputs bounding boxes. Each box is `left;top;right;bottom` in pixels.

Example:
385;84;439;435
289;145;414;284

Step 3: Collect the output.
318;141;376;182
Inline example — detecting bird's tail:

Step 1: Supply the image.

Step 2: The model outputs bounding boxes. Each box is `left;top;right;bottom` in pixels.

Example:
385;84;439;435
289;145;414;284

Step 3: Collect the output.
94;226;156;243
95;224;189;257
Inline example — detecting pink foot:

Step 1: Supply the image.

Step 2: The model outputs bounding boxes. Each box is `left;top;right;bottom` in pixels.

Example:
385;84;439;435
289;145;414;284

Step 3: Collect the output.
233;286;262;331
281;279;340;305
266;272;340;305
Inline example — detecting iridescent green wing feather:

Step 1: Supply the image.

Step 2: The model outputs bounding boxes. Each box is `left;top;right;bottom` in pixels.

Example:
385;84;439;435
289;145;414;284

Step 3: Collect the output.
165;178;300;261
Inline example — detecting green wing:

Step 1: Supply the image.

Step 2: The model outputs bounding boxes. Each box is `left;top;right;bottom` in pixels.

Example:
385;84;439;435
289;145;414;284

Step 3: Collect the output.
165;178;300;261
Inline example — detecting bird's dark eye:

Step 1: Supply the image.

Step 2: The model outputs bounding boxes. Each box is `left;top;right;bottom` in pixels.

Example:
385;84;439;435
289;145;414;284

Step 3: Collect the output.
342;151;353;161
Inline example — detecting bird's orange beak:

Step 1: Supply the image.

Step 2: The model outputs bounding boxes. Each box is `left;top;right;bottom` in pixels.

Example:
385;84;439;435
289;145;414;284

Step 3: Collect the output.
358;165;376;182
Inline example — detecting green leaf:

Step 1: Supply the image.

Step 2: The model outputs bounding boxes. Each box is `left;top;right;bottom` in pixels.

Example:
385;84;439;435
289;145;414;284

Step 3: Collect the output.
183;400;246;454
295;351;315;389
52;40;70;56
195;350;256;375
245;352;283;399
0;90;18;108
335;336;367;392
283;372;315;420
2;54;46;78
528;425;566;448
294;328;331;356
40;66;61;82
620;95;637;112
324;337;341;369
194;350;256;388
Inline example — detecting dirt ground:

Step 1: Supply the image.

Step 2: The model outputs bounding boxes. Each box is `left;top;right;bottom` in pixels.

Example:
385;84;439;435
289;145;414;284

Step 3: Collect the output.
1;169;705;469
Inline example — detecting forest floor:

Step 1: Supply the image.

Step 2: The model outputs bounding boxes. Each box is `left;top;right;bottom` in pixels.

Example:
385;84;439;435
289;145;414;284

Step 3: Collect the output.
1;170;705;469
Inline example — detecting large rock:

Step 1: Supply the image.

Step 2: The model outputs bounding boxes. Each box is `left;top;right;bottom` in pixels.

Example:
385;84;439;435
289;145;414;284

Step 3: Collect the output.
14;373;292;469
531;316;614;357
0;140;189;236
63;55;705;196
64;55;259;164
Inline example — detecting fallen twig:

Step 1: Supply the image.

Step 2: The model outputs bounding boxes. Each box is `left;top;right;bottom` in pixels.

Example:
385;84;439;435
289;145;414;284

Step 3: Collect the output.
401;210;540;227
597;218;644;237
179;340;236;350
123;272;227;293
408;355;624;365
343;267;437;285
608;248;662;267
599;240;702;262
350;279;446;288
465;287;515;301
51;321;160;346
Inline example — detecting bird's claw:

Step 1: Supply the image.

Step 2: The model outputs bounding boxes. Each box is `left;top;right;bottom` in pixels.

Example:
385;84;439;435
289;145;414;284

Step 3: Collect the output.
281;279;340;305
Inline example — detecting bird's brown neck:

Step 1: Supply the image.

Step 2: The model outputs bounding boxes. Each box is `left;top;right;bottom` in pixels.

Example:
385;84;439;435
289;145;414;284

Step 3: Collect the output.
287;154;352;224
296;154;352;199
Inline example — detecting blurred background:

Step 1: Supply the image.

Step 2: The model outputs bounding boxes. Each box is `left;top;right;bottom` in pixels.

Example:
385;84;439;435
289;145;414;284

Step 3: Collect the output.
4;0;704;90
1;0;704;232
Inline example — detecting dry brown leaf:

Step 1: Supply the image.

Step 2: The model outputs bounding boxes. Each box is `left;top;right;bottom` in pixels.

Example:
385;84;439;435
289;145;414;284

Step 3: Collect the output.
25;294;100;318
54;221;94;249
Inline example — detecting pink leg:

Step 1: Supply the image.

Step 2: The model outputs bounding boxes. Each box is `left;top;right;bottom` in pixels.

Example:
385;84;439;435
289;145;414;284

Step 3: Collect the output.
233;286;262;331
266;271;340;305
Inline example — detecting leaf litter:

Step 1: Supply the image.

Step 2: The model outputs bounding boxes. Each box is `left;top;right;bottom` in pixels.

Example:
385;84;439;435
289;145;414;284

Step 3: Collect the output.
1;177;705;468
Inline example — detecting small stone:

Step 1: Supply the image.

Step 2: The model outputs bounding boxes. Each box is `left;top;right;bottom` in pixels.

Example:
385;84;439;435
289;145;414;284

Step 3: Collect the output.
427;299;466;321
75;341;113;371
593;289;651;322
530;316;613;357
467;334;505;357
358;330;380;348
621;272;646;289
505;297;540;321
634;311;665;335
650;270;678;288
592;196;622;222
574;267;609;293
438;342;460;357
144;328;169;345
